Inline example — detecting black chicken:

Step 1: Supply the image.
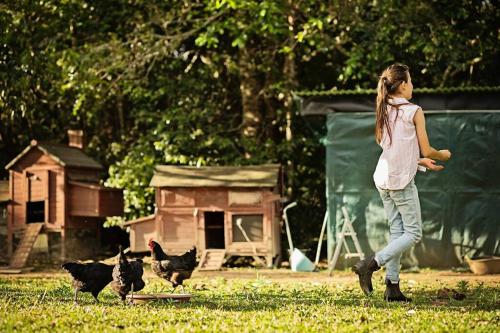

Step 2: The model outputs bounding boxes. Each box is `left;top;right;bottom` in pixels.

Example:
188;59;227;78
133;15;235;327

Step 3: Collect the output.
110;245;145;303
61;262;114;304
148;239;197;293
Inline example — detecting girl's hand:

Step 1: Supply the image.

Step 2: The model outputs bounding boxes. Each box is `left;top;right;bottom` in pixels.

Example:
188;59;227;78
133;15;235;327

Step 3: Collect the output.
439;149;452;161
419;158;444;171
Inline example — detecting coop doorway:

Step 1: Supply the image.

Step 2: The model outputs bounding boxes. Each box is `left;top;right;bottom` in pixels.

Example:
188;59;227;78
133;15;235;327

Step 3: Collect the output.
204;211;225;249
26;201;45;223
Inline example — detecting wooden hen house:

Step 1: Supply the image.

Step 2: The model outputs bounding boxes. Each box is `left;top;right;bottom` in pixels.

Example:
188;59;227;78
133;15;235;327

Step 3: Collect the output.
125;164;283;269
5;131;123;267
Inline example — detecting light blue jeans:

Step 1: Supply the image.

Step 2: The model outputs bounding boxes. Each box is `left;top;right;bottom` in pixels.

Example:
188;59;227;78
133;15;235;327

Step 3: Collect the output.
375;178;422;283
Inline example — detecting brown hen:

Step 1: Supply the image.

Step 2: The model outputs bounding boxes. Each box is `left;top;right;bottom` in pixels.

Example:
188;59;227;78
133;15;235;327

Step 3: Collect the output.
148;239;197;293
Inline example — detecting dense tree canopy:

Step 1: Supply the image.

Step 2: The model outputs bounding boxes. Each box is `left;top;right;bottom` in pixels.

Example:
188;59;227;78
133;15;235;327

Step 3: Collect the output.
1;0;499;247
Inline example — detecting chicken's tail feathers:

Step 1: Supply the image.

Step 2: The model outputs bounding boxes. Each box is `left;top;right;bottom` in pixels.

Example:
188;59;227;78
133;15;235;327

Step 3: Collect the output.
186;246;197;268
118;245;127;264
181;246;196;260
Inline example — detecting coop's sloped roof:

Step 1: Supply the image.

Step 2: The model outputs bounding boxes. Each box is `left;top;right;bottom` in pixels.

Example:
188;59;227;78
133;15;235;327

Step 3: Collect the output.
150;164;281;188
295;86;500;97
296;86;500;115
0;180;9;202
5;140;103;170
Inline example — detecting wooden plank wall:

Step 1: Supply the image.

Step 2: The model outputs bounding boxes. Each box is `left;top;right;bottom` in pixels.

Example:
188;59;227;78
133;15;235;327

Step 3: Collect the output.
11;171;25;230
130;218;156;252
48;170;57;224
196;188;227;207
47;168;65;227
158;209;197;250
98;189;124;217
27;171;45;202
69;185;98;217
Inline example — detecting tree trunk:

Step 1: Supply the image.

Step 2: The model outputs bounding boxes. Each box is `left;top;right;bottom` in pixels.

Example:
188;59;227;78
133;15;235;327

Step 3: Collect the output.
238;47;262;141
282;3;299;197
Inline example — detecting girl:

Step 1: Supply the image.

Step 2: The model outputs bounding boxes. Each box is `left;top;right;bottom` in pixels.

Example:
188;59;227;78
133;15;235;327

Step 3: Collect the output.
353;63;451;302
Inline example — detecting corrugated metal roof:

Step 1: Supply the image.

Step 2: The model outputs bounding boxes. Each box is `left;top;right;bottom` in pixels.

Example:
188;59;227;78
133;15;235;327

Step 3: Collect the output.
294;86;500;97
150;164;281;188
5;140;103;170
0;180;9;202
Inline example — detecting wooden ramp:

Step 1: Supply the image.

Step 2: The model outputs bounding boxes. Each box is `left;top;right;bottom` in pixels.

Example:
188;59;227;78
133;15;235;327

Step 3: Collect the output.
9;223;43;269
197;249;226;271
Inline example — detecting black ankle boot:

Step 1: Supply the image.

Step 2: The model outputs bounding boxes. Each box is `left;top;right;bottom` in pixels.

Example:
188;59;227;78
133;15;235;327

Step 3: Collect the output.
352;256;380;295
384;279;412;302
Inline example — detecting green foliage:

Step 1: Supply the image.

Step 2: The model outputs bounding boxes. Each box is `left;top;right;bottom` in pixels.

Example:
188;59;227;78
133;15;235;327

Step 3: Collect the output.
1;0;499;243
336;0;500;88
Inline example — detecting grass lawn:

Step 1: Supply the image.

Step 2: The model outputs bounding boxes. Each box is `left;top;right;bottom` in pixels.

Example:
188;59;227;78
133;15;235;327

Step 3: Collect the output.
0;269;498;332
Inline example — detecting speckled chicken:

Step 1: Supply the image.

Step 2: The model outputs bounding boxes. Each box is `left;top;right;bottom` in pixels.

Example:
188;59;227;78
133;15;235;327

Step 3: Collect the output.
148;239;197;293
110;246;145;302
62;262;114;304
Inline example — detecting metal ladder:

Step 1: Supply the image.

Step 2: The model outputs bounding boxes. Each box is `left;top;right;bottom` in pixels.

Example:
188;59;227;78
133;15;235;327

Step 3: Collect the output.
328;206;364;275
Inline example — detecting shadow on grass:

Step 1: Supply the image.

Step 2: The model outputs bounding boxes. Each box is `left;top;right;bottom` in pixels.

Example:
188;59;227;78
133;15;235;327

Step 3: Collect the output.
181;286;500;312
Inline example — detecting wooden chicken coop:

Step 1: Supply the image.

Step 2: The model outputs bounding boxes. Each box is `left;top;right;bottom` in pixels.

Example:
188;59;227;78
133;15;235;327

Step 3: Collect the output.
5;131;123;267
125;164;283;268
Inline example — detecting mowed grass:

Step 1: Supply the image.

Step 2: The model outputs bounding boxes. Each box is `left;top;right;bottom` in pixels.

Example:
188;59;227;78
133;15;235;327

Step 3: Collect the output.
0;269;499;332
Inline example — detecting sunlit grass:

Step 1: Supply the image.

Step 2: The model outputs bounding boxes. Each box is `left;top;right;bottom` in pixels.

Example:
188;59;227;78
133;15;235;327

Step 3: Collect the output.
0;271;498;332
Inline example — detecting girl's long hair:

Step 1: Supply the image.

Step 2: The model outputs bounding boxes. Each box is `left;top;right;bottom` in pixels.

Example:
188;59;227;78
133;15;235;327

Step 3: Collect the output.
375;63;410;145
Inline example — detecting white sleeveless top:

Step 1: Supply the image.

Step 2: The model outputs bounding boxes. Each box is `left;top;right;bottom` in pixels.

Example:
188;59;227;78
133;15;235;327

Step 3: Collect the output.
373;97;421;190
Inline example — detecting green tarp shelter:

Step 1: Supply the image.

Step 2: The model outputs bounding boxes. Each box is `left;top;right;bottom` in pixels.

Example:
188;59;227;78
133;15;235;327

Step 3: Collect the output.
298;87;500;268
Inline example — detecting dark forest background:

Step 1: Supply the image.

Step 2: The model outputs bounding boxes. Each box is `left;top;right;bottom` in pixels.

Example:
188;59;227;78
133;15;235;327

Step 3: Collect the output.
1;0;499;250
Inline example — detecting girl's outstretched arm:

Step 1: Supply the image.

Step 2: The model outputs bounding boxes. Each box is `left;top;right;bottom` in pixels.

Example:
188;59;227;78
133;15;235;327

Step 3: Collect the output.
419;157;444;171
414;109;451;161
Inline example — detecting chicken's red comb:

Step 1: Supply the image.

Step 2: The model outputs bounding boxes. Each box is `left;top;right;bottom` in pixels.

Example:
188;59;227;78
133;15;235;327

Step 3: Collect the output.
148;238;154;247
